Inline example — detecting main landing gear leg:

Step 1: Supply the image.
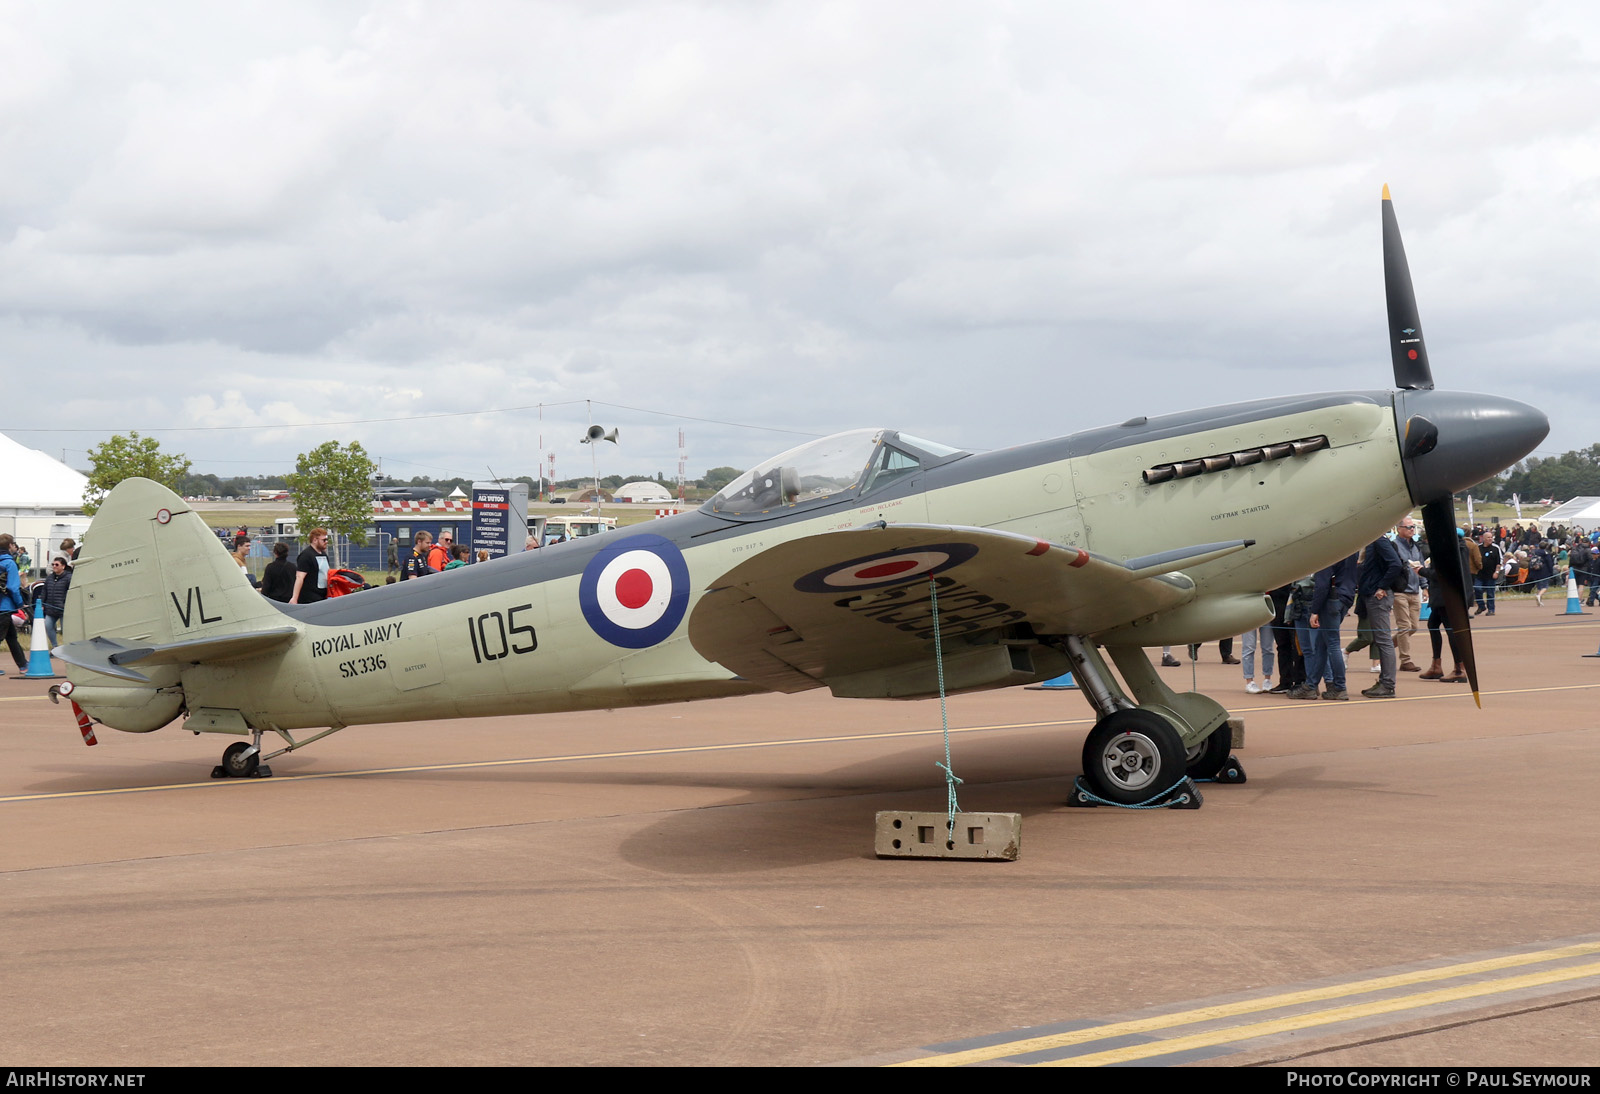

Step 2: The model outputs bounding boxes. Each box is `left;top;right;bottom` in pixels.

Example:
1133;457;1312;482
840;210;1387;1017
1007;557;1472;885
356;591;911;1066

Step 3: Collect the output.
1104;644;1239;782
1058;635;1134;720
1059;637;1193;806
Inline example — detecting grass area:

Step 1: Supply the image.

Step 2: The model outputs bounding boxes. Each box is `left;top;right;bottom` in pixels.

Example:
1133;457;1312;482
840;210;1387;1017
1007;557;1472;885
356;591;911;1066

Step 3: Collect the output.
1457;501;1552;527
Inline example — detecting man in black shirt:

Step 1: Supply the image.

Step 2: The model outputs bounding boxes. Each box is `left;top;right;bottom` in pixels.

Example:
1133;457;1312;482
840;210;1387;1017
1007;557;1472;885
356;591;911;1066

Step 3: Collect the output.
260;542;297;603
291;528;331;604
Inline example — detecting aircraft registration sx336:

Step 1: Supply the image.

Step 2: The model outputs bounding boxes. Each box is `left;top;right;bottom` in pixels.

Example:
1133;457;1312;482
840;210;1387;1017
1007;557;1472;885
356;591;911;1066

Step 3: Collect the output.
54;189;1547;804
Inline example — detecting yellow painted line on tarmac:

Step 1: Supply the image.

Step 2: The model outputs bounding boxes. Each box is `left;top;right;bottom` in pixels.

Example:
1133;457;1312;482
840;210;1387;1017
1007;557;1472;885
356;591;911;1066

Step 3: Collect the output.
1042;959;1600;1067
898;941;1600;1067
0;693;51;702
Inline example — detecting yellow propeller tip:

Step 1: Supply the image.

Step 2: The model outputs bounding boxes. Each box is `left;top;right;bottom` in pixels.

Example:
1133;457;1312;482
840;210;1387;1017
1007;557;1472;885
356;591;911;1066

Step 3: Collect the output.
1382;183;1391;201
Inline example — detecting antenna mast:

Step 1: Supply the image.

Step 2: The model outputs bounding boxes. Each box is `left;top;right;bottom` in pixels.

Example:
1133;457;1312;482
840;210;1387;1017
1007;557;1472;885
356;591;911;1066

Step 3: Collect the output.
677;428;687;510
587;399;601;516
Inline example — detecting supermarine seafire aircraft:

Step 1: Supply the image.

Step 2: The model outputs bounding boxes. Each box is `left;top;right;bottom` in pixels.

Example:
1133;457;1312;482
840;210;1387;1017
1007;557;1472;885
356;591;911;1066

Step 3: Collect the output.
54;190;1547;804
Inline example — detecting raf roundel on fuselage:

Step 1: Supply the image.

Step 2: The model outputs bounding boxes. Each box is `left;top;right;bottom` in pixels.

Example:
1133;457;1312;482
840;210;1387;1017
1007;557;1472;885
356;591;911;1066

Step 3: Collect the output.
578;533;692;648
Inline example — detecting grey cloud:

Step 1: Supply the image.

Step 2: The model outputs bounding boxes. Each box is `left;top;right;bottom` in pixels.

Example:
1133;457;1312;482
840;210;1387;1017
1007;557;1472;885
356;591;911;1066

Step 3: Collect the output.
1;1;1595;481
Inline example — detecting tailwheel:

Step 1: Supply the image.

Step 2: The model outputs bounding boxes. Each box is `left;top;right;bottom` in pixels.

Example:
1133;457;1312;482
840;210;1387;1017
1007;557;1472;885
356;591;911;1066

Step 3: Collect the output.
1185;723;1233;780
1081;708;1186;805
215;741;260;779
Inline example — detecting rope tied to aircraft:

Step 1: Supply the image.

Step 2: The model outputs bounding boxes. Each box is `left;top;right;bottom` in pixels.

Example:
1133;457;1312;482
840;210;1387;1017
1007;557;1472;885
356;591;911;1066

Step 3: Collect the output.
927;578;963;845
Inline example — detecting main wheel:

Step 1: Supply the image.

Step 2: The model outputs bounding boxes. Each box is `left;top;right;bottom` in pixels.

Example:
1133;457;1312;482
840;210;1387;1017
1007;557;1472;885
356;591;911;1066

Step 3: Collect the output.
1081;709;1186;804
1185;724;1232;780
221;741;259;778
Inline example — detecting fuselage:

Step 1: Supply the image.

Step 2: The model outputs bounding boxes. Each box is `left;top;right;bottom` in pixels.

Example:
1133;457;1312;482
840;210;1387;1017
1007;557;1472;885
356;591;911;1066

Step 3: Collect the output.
68;387;1544;735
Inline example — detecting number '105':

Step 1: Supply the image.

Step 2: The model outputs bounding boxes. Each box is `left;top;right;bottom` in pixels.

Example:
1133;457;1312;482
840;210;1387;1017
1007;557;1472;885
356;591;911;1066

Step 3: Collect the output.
468;604;537;663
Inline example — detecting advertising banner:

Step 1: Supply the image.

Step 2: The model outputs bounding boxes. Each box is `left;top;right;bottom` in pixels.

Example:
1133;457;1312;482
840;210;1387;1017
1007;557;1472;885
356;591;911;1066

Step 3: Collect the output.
470;481;529;561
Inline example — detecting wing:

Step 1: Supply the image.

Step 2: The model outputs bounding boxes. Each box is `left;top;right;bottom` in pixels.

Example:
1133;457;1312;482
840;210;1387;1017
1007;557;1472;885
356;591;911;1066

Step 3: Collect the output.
687;522;1250;698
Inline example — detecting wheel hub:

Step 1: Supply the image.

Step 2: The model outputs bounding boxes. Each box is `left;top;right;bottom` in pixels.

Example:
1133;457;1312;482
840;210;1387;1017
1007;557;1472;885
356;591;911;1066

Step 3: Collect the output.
1103;734;1159;790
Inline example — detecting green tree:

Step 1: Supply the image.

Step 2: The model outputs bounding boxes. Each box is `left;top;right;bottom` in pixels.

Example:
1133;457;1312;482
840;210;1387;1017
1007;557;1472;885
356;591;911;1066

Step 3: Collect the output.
1495;444;1600;505
176;472;221;498
699;466;741;492
83;432;192;515
286;440;377;566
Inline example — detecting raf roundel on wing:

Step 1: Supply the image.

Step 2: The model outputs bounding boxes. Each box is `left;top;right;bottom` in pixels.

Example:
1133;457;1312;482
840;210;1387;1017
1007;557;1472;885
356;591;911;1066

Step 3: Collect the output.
579;534;692;648
793;542;979;593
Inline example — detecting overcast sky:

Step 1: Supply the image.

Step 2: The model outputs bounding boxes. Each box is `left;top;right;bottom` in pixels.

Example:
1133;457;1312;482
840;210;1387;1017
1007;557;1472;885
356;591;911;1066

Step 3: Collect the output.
1;1;1595;487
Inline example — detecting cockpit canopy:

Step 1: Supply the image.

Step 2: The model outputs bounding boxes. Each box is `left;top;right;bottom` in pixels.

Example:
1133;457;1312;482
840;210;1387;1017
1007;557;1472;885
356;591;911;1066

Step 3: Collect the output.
703;429;966;520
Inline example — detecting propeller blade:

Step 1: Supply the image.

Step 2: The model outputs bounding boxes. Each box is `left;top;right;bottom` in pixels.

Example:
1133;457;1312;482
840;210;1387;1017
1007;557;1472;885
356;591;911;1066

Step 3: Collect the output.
1420;495;1479;707
1383;185;1434;391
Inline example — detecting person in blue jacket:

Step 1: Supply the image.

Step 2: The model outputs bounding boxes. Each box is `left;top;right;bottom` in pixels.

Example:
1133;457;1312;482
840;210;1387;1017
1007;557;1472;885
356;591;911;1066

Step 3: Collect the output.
0;534;29;672
1289;552;1358;700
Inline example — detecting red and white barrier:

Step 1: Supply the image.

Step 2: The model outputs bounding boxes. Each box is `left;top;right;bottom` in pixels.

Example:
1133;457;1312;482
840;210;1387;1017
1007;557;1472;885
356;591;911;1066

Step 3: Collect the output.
373;500;471;512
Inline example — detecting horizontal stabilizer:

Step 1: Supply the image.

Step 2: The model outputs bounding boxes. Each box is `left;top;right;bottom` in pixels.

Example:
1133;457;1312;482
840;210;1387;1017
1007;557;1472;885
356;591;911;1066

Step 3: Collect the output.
55;628;298;683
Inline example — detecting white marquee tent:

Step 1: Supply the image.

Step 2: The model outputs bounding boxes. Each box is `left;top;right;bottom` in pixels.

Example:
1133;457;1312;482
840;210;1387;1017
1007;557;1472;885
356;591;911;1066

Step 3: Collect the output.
0;432;90;575
0;432;88;514
1540;497;1600;527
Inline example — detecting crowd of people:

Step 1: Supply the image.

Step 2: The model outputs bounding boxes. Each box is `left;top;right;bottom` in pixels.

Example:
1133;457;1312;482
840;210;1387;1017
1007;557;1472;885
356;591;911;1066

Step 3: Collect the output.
231;527;531;604
3;522;523;664
1168;519;1600;701
230;526;375;603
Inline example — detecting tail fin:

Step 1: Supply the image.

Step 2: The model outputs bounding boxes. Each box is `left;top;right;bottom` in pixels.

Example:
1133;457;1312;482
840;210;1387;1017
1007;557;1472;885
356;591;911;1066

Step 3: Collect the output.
61;478;289;731
67;478;283;647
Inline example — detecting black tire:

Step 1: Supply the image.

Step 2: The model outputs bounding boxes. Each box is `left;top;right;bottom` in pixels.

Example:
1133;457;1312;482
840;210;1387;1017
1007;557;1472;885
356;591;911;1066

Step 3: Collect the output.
1081;708;1186;805
221;741;258;778
1185;724;1232;780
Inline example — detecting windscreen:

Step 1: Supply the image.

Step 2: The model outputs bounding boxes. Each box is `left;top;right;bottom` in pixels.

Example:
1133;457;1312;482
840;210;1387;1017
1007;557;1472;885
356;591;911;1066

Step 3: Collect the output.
706;429;883;516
